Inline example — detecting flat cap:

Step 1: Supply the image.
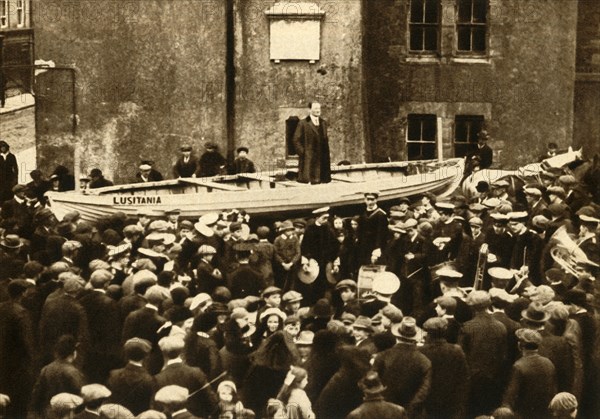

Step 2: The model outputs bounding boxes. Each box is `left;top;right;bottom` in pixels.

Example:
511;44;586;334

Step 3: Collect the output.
515;328;542;345
340;312;357;325
465;290;491;307
423;317;448;332
469;217;483;226
282;290;303;303
189;293;212;311
547;186;566;199
158;336;185;353
124;337;152;354
155;385;189;405
488;288;518;304
580;214;600;224
531;215;550;229
508;211;528;221
488;267;513;280
436;268;463;279
335;279;357;291
549;392;578;412
12;184;27;194
50;393;83;411
381;305;404;323
558;175;577;185
197;245;217;255
90;269;114;288
523;186;542;196
296;330;314;345
261;286;282;298
132;269;158;286
352;316;373;331
482;197;501;208
284;314;300;326
136;410;167;419
81;384;111;403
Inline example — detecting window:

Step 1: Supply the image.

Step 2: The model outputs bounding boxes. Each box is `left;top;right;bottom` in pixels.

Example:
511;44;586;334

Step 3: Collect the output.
456;0;487;54
407;114;437;160
409;0;440;53
0;0;8;28
16;0;24;27
454;115;484;157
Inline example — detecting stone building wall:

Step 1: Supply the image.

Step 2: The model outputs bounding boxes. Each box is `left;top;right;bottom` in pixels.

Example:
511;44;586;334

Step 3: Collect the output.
364;0;578;167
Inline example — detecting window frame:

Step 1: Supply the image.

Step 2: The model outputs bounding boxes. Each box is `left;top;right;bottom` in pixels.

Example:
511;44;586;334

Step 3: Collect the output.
0;0;8;28
16;0;25;27
453;114;484;157
408;0;442;55
455;0;488;56
406;114;438;160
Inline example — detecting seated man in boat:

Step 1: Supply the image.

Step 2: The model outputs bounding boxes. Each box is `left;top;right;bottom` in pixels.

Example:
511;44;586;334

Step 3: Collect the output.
197;142;227;177
135;161;164;183
231;147;257;174
292;102;332;184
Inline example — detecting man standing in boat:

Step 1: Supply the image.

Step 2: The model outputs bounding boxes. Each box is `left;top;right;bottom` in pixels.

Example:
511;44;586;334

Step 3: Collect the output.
293;102;332;184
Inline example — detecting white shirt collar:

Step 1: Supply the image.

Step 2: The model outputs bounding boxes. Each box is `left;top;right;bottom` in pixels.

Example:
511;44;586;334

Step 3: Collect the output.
310;115;319;125
145;303;158;311
167;357;183;366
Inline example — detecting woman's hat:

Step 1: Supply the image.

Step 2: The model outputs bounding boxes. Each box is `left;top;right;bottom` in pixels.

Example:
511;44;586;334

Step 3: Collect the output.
521;302;550;324
0;234;23;249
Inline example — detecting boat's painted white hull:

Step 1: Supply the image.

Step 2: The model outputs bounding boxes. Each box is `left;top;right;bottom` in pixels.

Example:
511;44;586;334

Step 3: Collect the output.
46;159;464;222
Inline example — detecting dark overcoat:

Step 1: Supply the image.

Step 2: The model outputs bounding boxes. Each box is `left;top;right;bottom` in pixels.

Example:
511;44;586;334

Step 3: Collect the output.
107;363;157;415
292;116;331;184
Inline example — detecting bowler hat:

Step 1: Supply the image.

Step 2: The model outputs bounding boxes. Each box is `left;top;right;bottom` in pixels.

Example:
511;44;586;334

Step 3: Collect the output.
236;146;249;154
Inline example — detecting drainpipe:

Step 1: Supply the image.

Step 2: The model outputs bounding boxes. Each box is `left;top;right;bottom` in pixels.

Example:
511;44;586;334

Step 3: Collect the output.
225;0;236;166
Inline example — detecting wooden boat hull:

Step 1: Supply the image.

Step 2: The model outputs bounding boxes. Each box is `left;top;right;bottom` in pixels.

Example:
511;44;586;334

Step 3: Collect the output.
46;159;464;222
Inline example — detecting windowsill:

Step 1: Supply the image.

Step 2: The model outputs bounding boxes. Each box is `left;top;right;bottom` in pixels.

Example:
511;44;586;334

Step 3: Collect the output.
450;56;491;64
405;56;441;64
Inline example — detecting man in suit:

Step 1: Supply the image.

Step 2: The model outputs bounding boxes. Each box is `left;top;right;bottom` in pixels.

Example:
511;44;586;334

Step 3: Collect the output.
135;162;164;183
345;371;407;419
173;145;199;178
155;336;218;417
154;385;202;419
88;168;114;189
0;140;18;202
469;130;493;169
502;328;557;419
0;280;36;418
75;384;112;419
79;269;122;383
107;338;157;415
293;101;331;184
373;317;432;418
231;146;257;174
122;289;167;374
419;317;469;419
459;290;507;417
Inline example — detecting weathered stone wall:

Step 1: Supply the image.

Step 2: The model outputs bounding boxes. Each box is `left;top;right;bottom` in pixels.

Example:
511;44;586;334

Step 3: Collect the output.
574;0;600;157
34;0;228;183
364;0;578;167
233;0;366;170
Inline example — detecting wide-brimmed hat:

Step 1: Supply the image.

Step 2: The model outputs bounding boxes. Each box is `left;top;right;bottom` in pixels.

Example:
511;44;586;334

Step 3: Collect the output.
358;371;387;395
521;302;550;324
391;316;419;341
0;234;23;249
282;290;303;304
194;221;214;237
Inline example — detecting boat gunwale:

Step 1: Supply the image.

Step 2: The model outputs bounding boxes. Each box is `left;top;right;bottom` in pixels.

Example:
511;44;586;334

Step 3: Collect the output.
71;158;464;196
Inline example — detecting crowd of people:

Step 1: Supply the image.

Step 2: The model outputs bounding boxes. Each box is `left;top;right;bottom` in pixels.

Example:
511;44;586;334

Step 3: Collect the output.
0;145;599;419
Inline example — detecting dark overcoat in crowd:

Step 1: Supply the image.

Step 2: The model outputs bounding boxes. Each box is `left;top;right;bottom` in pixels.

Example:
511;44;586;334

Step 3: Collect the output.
300;221;339;303
89;176;114;189
184;332;221;379
419;338;469;419
193;258;223;296
539;330;575;393
0;151;18;202
510;229;543;284
293;116;331;184
502;353;557;419
242;364;287;417
39;293;91;367
304;330;342;403
30;359;85;415
107;362;157;415
0;300;36;418
155;361;218;417
121;305;166;374
79;289;122;383
431;218;464;264
458;311;507;417
315;346;371;419
485;228;515;268
1;196;31;237
356;206;388;265
227;263;263;299
372;342;432;418
345;395;408;419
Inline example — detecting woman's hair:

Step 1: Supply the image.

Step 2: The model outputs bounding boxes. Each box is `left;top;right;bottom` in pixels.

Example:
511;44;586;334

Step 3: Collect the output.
251;331;297;370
